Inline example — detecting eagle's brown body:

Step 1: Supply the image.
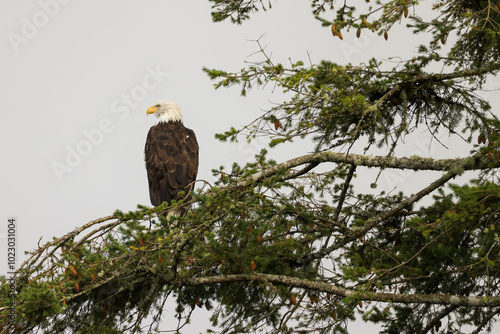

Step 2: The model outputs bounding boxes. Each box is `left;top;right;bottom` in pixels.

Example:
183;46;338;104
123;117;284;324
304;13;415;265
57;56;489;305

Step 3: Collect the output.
145;121;199;211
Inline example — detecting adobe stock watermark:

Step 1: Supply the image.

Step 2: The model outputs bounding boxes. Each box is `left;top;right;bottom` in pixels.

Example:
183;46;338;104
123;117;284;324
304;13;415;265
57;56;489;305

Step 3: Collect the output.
7;0;73;53
51;64;169;182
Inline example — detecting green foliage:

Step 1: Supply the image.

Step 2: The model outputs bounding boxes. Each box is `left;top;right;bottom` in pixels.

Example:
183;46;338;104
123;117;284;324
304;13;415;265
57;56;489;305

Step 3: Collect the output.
410;0;500;71
206;1;500;154
368;182;500;333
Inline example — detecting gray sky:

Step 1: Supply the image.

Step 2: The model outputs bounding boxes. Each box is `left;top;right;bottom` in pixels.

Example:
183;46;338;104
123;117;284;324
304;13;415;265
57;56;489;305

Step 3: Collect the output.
1;0;499;332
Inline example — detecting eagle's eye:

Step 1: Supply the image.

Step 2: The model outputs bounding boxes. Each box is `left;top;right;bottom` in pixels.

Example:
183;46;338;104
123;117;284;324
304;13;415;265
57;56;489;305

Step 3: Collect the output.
155;104;161;108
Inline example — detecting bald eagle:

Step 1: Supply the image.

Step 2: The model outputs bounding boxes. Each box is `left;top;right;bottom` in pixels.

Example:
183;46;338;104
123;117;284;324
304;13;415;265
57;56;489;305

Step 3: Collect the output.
145;100;199;217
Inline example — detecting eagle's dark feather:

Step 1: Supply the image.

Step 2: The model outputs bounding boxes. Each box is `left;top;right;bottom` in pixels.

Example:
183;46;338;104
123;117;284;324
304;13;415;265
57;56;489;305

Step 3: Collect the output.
145;121;199;209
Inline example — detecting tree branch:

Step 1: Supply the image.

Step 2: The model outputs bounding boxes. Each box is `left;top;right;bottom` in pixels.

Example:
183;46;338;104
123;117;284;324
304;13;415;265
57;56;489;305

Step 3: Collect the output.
175;273;500;307
298;159;468;264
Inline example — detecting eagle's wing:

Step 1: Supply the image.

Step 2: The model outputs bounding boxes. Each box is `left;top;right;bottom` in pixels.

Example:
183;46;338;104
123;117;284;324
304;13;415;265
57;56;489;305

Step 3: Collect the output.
145;122;199;207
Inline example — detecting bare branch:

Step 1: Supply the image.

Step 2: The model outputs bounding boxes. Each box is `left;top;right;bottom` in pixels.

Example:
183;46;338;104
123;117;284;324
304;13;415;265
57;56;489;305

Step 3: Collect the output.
176;273;500;307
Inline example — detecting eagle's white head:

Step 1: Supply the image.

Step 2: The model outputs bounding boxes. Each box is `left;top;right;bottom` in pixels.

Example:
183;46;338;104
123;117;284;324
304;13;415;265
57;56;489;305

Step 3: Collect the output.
146;100;183;124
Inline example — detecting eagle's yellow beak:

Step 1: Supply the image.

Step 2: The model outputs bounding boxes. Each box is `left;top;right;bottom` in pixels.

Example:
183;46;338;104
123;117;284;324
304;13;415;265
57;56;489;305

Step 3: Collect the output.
146;106;158;115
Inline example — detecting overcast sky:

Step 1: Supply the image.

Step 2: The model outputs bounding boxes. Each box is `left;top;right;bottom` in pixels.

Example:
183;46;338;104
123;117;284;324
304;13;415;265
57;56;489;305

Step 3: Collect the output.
1;1;499;332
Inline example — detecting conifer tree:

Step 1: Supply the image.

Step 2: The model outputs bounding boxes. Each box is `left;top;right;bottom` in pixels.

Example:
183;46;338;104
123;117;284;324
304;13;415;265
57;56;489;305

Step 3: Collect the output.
1;1;500;333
